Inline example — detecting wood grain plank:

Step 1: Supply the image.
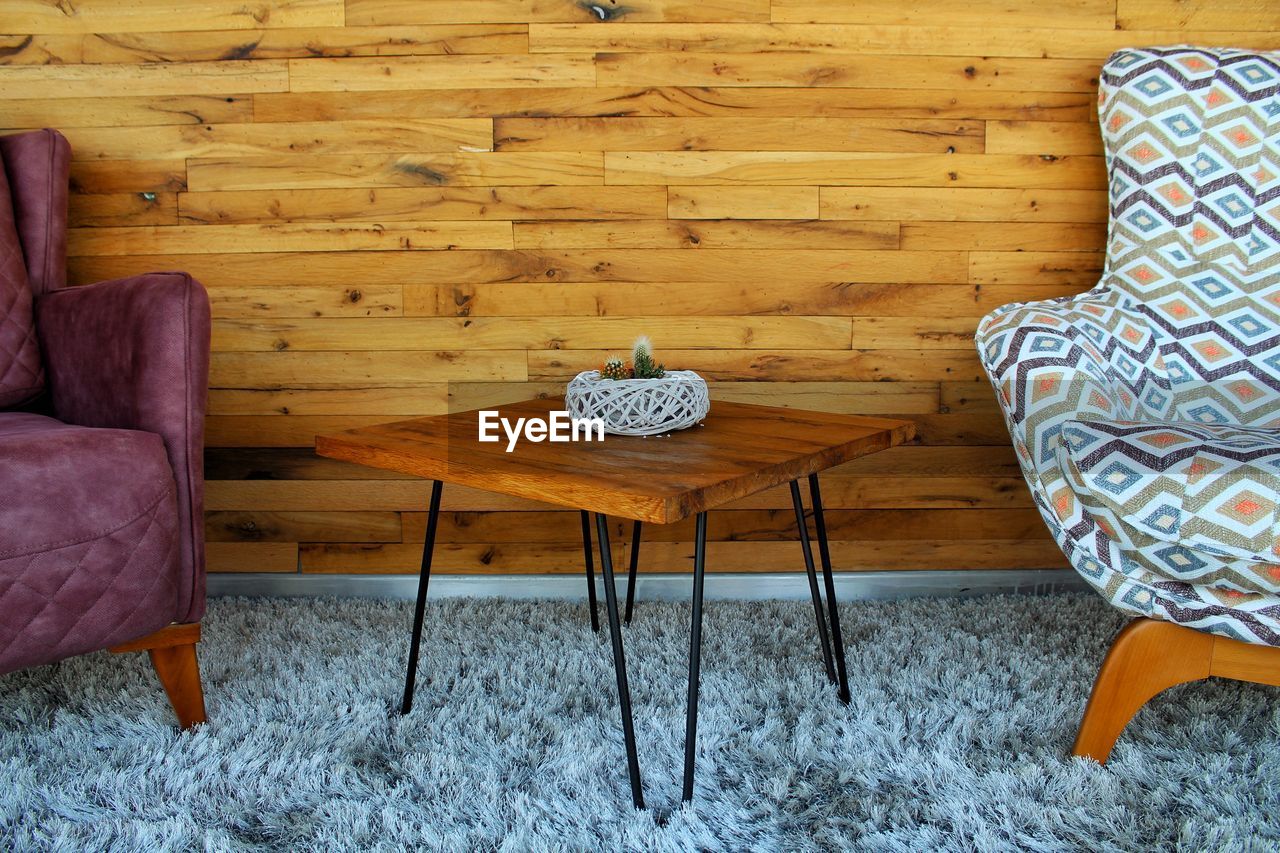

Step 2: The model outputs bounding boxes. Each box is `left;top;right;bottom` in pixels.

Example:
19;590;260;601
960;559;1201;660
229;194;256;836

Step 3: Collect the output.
2;0;343;33
68;222;514;256
605;152;1104;189
596;53;1099;92
1117;0;1280;31
287;54;595;92
554;507;1050;543
0;33;84;64
254;86;1096;122
528;349;984;382
178;186;667;224
79;25;527;62
900;222;1105;252
293;538;1064;572
58;120;493;162
511;219;899;249
206;542;298;573
71;248;969;287
208;385;452;416
494;116;983;152
209;350;528;388
710;382;940;415
770;0;1114;29
187;152;604;191
0;61;289;99
940;382;1002;414
848;317;977;350
345;0;771;25
401;510;626;544
207;415;427;447
668;186;817;219
69;161;186;195
0;95;251;128
404;282;1081;318
210;316;855;352
298;542;609;573
210;381;556;418
820;187;1107;223
206;510;402;543
69;193;178;228
969;251;1106;286
601;539;1067;571
528;22;1280;58
985;121;1104;155
207;284;403;320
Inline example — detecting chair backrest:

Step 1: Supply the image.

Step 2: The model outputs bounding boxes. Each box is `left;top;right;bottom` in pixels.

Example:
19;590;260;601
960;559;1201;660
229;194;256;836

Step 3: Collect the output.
0;129;70;298
1098;47;1280;424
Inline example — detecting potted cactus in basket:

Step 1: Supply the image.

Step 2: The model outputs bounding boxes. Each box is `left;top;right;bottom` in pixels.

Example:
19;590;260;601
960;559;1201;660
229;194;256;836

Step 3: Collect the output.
565;337;709;436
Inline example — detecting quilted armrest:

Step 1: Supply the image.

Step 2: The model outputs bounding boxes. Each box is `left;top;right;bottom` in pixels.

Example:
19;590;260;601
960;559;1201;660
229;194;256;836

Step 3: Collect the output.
975;291;1157;489
35;272;211;623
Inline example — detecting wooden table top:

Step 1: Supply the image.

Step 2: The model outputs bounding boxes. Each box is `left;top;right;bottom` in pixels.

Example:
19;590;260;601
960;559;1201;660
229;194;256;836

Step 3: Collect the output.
315;398;915;524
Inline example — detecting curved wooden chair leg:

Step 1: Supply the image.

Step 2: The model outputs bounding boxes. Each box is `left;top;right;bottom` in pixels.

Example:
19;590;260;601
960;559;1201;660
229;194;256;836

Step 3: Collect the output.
1072;617;1213;764
111;623;207;729
148;643;207;729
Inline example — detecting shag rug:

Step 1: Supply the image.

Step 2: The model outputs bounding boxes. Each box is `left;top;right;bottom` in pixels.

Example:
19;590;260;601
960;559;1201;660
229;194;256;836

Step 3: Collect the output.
2;593;1278;851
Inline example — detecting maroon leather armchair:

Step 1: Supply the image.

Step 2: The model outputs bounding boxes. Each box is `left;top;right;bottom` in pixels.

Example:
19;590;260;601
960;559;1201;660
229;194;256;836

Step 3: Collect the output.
0;129;210;728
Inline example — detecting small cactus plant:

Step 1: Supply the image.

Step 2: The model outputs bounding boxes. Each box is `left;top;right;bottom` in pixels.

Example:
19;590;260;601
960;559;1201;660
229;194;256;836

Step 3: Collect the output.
630;336;666;379
600;355;629;380
599;337;666;380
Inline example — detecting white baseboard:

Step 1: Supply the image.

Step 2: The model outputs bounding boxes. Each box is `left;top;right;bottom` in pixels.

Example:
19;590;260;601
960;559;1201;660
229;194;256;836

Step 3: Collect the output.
209;569;1087;602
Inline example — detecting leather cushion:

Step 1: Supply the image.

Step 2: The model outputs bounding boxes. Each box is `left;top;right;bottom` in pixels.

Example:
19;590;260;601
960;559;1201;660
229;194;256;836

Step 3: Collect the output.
0;145;43;409
0;413;181;674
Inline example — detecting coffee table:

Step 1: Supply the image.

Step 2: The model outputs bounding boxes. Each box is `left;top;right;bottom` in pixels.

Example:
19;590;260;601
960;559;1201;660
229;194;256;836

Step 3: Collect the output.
316;398;915;808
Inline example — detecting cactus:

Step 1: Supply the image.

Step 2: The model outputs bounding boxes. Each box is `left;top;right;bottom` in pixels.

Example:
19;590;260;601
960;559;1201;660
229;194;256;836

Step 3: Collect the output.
631;336;666;379
600;355;629;380
598;338;666;380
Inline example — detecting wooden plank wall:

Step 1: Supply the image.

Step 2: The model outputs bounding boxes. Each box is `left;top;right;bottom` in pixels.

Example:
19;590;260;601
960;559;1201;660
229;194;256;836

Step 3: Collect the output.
4;1;1278;578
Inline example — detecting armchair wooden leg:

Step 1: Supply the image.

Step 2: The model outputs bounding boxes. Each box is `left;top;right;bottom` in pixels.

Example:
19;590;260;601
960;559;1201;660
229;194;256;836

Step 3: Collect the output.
1072;617;1213;764
110;623;207;729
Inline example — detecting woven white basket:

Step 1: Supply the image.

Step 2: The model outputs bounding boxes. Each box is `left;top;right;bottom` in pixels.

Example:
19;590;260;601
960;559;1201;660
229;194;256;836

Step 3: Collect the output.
565;369;710;436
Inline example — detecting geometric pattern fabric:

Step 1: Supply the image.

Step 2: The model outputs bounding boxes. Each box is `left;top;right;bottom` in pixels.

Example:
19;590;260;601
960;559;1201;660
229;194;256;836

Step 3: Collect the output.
977;47;1280;645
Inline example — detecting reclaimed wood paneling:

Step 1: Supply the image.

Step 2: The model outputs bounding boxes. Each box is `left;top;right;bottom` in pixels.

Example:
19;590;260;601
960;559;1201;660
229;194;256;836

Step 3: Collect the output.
1;0;1263;576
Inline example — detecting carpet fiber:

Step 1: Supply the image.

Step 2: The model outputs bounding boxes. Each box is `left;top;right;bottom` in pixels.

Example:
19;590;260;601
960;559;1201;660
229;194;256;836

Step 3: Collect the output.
2;593;1278;850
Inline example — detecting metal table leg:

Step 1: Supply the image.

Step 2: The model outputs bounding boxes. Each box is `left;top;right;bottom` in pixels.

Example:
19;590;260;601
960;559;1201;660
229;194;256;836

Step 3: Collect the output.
580;510;600;633
809;473;851;704
681;511;709;801
625;520;642;624
790;480;837;684
595;513;646;809
401;479;443;715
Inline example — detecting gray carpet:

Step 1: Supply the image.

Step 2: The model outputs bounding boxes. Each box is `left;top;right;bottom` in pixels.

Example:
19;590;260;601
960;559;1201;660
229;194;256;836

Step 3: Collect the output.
1;593;1278;851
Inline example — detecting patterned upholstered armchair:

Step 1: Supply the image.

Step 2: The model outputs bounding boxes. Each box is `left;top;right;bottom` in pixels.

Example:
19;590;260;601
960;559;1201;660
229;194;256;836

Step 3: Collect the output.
977;47;1280;761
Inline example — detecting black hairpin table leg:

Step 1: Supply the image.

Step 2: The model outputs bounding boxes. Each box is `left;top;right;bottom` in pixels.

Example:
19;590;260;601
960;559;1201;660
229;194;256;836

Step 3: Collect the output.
681;511;709;802
580;510;600;633
401;479;443;715
625;520;642;625
809;473;850;704
596;513;645;809
790;480;836;684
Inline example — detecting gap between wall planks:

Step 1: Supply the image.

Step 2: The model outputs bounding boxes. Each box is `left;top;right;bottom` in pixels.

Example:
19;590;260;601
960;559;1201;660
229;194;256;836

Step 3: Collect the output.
4;0;1278;576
